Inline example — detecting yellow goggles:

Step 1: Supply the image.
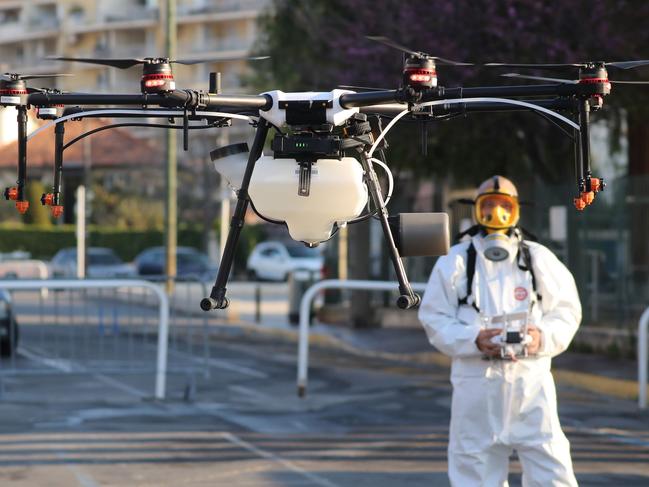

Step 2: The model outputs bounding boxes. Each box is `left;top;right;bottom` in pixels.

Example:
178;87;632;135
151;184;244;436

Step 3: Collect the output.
475;193;520;229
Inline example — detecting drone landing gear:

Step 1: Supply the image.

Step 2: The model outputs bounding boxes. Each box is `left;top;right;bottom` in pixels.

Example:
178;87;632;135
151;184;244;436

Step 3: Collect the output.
201;118;421;311
358;151;420;309
201;119;271;311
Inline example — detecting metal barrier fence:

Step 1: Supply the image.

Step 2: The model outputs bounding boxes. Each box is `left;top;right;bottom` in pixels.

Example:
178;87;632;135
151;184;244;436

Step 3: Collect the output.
297;279;427;397
638;305;649;409
0;277;216;400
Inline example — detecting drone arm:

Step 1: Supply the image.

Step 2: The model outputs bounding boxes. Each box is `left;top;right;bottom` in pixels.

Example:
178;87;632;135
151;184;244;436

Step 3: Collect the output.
340;90;404;108
359;98;578;116
28;92;164;106
426;83;603;101
28;90;271;112
161;89;272;111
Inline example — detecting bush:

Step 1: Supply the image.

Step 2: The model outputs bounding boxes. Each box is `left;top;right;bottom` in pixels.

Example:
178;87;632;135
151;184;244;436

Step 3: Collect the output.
0;223;266;273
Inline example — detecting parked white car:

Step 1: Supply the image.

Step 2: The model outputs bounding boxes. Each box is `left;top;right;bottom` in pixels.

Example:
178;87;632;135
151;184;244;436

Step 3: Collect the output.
51;247;137;279
246;241;324;281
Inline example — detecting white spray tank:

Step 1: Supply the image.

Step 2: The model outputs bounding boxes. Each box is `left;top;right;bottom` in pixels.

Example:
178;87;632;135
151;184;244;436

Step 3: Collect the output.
248;156;368;244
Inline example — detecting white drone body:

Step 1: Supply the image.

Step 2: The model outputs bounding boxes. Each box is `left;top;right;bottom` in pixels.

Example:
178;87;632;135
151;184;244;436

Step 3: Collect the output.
214;90;370;245
259;90;359;127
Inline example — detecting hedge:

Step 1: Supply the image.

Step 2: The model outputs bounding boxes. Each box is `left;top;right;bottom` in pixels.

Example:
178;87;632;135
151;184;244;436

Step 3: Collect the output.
0;223;267;273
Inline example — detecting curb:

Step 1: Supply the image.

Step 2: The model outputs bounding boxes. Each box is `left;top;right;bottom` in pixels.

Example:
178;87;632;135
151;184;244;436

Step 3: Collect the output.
212;319;645;403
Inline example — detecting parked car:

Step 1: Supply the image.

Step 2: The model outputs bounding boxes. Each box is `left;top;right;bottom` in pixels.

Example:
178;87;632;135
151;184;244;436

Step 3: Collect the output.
50;247;136;278
0;290;18;357
246;241;324;281
134;246;218;281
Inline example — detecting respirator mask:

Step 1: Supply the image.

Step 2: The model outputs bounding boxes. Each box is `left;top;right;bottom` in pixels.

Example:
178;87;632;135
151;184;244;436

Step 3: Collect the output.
474;188;520;261
482;232;517;261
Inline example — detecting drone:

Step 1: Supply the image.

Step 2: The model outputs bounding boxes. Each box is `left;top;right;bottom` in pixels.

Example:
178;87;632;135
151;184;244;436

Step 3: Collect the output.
3;36;649;312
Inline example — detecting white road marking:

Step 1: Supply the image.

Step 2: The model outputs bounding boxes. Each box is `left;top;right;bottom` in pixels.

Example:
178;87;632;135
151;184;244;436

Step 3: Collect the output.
19;346;150;399
94;373;148;399
18;346;74;373
56;452;101;487
166;348;268;379
222;432;341;487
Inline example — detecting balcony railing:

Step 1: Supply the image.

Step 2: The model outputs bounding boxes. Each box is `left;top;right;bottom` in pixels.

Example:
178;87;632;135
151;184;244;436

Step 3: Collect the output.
28;15;60;29
178;0;269;17
103;6;159;23
191;37;252;54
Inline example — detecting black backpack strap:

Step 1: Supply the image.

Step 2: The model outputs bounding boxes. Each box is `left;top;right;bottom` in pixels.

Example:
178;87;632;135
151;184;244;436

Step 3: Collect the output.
454;224;481;243
518;226;539;242
517;241;542;302
458;242;480;312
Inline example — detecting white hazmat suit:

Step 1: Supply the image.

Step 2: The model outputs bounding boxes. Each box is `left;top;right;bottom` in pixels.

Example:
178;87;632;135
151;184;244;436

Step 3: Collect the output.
418;233;581;487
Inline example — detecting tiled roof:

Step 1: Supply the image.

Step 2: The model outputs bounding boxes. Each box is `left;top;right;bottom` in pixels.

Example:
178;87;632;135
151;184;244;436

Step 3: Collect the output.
0;115;163;171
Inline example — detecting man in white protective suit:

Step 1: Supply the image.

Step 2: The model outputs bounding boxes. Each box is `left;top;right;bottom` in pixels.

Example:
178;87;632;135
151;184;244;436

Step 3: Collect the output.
418;175;580;487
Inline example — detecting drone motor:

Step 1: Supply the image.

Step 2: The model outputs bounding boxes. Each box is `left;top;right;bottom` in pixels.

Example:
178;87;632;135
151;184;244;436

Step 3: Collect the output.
403;56;437;90
140;59;176;94
0;76;28;106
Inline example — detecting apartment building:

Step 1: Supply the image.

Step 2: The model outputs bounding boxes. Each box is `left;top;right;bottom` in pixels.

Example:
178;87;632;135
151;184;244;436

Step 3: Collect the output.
0;0;269;143
0;0;269;92
0;0;270;225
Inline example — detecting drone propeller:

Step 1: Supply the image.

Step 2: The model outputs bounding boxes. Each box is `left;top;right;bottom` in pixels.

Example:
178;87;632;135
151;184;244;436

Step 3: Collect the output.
486;60;649;70
338;84;389;92
1;73;72;81
500;73;579;84
173;55;270;65
50;55;269;69
365;36;472;66
501;72;649;85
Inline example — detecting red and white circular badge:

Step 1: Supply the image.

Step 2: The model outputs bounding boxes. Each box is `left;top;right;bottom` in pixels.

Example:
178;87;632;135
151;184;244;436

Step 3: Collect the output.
514;286;528;301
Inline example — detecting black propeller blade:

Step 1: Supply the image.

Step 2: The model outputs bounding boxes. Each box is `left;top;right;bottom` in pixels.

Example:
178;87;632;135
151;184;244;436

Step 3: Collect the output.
50;55;270;69
338;84;389;92
1;73;72;81
172;55;270;65
365;36;472;66
486;60;649;70
50;57;151;69
501;72;649;85
500;73;579;84
485;62;584;69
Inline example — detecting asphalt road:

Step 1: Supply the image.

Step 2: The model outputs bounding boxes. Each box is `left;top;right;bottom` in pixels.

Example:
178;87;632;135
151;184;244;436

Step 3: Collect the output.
0;286;647;486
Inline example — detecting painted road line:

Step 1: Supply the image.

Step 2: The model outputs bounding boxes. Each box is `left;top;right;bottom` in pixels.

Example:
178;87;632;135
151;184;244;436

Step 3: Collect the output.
222;431;341;487
18;346;75;373
165;347;268;379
